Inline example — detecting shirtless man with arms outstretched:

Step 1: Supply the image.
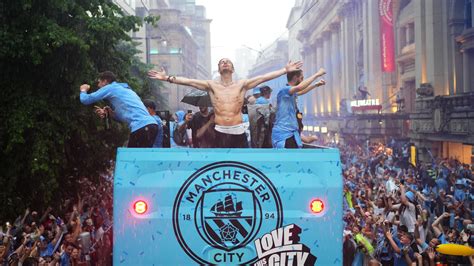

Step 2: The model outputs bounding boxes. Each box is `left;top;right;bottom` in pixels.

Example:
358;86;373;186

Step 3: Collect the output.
148;58;302;148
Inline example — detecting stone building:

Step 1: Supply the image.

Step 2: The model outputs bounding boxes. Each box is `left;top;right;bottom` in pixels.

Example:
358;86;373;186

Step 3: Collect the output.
247;38;289;104
148;0;212;111
290;0;473;164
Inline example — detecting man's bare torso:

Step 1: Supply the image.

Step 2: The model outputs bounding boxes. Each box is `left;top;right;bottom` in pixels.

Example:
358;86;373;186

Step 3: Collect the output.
207;80;246;126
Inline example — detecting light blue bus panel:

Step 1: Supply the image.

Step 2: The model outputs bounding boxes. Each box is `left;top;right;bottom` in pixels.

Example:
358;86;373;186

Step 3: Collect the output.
113;148;343;265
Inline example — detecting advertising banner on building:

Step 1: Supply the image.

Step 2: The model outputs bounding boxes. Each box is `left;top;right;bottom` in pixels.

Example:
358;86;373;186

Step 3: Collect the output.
379;0;395;72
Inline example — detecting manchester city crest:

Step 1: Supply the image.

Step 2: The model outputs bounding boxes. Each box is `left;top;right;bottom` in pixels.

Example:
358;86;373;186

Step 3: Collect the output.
200;188;256;251
173;161;282;265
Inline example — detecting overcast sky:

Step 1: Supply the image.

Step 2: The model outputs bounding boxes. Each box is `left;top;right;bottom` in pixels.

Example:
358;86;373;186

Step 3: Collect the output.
195;0;295;72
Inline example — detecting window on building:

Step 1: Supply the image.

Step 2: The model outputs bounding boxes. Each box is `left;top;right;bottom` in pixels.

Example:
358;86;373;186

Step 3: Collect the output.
169;48;182;54
407;23;415;44
399;23;415;53
400;27;407;48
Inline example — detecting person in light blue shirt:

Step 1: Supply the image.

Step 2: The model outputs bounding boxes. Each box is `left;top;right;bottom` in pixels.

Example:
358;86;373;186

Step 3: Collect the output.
143;99;164;148
80;71;158;147
60;242;74;266
272;68;326;148
255;86;272;105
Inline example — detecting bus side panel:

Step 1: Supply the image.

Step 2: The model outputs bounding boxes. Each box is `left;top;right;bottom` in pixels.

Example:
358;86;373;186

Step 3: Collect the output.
113;148;342;265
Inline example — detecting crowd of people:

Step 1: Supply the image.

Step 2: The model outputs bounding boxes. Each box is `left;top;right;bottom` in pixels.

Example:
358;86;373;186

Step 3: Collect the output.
0;170;114;266
339;142;473;265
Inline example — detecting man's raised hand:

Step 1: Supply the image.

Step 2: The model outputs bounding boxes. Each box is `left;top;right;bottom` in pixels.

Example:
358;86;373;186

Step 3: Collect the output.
80;84;90;92
316;68;326;77
94;106;109;119
148;67;167;81
316;79;326;87
285;60;303;73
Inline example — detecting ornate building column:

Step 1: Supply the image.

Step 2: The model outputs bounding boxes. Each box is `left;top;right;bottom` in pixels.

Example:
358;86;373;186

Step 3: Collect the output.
339;1;356;104
310;42;320;115
448;18;465;94
322;31;332;115
414;0;427;88
316;37;325;114
300;43;312;114
330;22;342;114
338;4;347;105
425;0;447;96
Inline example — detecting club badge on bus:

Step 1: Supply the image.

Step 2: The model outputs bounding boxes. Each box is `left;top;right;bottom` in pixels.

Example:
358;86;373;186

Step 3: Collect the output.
173;161;283;264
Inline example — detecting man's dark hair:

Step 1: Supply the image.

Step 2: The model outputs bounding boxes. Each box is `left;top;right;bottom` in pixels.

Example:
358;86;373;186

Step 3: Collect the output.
22;257;39;266
398;225;409;233
142;99;156;110
287;70;303;82
98;71;117;84
260;86;272;96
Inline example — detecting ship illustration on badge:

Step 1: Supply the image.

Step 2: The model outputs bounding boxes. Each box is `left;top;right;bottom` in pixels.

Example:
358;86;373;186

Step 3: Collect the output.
173;161;283;265
202;191;254;250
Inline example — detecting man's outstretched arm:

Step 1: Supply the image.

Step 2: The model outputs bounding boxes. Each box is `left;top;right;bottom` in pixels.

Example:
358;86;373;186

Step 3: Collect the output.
297;79;326;96
243;61;303;90
148;68;210;91
289;68;326;95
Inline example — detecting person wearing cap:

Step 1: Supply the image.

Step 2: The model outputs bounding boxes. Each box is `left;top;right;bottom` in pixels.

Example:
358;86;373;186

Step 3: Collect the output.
79;71;158;147
272;67;326;148
142;99;164;148
454;178;467;202
148;59;303;148
246;87;261;105
255;86;272;104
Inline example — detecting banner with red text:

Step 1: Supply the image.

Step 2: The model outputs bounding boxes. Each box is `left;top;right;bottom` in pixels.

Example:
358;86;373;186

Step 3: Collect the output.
379;0;395;72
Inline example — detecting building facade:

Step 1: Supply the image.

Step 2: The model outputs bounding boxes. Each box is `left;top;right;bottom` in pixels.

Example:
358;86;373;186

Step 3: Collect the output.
408;0;474;164
247;39;289;103
168;1;212;80
113;0;150;63
147;0;211;111
291;0;473;164
113;0;211;111
149;8;198;111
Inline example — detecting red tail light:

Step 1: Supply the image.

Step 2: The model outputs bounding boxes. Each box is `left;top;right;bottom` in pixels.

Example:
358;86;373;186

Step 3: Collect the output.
133;200;148;214
310;199;324;214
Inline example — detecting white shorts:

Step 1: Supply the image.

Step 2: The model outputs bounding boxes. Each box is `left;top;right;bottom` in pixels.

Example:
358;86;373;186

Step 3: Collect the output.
214;122;249;135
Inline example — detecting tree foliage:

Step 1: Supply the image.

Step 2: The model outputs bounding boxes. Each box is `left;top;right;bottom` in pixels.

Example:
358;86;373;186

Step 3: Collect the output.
0;0;161;220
